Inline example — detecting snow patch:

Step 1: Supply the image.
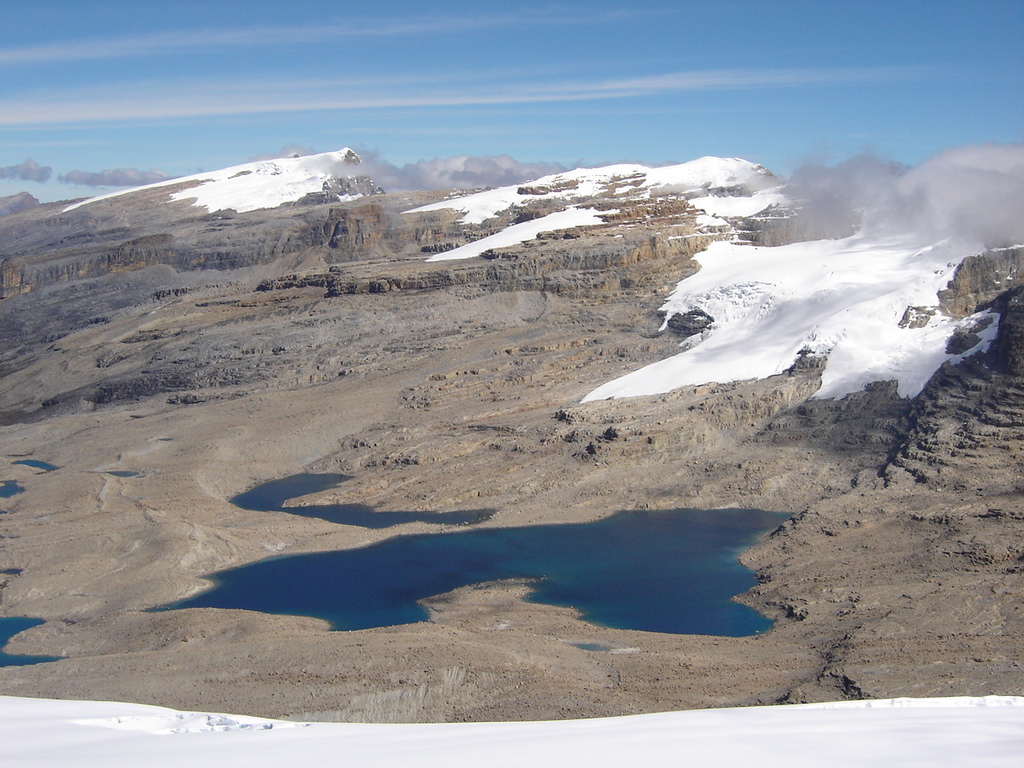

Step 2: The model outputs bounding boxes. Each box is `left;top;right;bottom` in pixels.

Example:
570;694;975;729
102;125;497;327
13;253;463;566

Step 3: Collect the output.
406;156;775;225
3;695;1022;768
688;188;788;220
75;711;306;735
427;207;607;261
63;150;366;214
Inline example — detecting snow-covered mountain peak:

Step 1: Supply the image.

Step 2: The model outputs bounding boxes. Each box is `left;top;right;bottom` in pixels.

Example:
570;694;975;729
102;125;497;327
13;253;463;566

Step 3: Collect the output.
63;148;378;215
405;152;1010;404
406;156;781;227
643;155;775;192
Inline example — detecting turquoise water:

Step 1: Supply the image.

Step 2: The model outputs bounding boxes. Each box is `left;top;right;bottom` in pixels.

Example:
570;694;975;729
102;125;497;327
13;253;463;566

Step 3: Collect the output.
168;507;787;636
0;618;59;667
231;473;494;528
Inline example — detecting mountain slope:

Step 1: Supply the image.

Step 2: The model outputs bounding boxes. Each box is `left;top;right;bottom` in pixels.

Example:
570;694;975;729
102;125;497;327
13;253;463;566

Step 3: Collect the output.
0;148;1022;722
63;149;378;214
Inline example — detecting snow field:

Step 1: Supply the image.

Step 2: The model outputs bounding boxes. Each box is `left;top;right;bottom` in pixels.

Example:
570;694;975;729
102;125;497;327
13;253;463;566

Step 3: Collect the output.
406;156;776;225
584;234;993;402
2;695;1021;768
62;150;365;214
426;207;607;261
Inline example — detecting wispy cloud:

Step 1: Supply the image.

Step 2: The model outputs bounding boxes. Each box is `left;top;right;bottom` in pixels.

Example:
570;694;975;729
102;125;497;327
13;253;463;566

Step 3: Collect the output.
0;66;920;127
582;67;927;94
0;10;660;66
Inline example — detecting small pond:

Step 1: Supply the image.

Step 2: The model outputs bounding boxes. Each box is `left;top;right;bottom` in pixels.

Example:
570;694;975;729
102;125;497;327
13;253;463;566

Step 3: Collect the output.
0;618;59;667
166;507;787;636
12;460;59;471
0;481;24;499
231;473;493;528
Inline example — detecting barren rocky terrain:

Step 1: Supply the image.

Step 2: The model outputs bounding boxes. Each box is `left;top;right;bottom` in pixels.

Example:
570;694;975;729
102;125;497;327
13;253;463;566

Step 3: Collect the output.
0;174;1021;722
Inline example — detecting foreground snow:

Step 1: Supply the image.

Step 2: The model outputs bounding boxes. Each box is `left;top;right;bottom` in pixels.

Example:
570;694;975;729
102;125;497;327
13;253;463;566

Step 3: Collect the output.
63;149;365;214
1;695;1021;767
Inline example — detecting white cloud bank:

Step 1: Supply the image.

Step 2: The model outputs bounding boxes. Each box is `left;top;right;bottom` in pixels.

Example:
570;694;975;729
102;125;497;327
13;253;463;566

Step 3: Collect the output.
790;144;1024;246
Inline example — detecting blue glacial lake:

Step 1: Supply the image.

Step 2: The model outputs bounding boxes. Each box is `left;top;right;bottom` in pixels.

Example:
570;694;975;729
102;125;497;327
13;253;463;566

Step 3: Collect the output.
168;507;787;636
0;617;59;667
231;473;494;528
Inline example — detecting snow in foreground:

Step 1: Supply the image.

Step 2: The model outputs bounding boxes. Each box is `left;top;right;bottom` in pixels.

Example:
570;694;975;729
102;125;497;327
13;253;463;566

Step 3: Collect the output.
62;150;365;214
584;233;997;402
2;695;1022;768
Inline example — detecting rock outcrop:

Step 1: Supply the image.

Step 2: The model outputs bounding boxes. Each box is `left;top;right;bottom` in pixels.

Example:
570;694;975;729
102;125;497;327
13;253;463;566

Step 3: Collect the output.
0;192;39;217
939;246;1024;318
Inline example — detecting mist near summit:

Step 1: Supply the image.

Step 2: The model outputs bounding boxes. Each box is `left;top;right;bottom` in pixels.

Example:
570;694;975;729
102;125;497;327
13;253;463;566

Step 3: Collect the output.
349;141;1024;249
787;143;1024;248
246;145;570;193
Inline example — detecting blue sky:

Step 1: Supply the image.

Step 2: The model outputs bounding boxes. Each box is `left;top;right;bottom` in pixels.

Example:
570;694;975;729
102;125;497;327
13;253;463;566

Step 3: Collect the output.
1;0;1021;201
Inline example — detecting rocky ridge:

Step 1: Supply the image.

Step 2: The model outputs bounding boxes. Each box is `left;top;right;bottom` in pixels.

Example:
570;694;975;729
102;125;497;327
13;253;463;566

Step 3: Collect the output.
0;192;39;218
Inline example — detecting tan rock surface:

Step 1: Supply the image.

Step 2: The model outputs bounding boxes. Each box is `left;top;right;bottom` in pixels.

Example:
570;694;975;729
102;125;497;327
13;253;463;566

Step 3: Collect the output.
0;191;1022;721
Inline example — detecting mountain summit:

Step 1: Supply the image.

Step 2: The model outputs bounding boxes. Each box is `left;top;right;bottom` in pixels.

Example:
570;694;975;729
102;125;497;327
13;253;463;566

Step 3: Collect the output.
4;150;1016;403
63;148;381;214
404;155;1006;402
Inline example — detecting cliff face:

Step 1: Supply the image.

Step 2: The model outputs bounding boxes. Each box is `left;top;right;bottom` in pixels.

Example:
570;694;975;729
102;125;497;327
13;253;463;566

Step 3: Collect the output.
0;187;456;299
0;257;27;299
995;285;1024;375
3;164;1022;424
938;246;1024;318
740;305;1024;703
